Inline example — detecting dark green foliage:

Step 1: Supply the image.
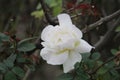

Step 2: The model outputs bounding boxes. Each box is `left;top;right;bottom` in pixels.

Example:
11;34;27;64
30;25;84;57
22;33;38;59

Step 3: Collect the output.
4;71;17;80
0;54;16;73
115;26;120;32
57;51;120;80
57;73;73;80
17;42;36;52
12;67;25;78
111;49;118;55
3;54;16;68
91;52;100;60
0;35;36;80
0;33;10;46
0;63;8;73
0;33;10;41
17;37;37;52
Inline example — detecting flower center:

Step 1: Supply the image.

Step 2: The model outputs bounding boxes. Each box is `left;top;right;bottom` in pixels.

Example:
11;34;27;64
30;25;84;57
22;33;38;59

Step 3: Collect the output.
57;40;80;55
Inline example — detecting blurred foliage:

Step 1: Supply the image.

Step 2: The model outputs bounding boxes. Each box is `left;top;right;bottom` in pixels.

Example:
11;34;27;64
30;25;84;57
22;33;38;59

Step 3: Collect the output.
115;26;120;32
0;0;120;80
31;0;62;19
0;33;36;80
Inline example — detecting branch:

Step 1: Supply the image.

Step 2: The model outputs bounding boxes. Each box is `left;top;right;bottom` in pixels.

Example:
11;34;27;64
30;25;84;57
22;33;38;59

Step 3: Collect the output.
89;51;120;74
95;17;120;51
39;0;57;26
82;9;120;33
22;69;31;80
91;56;116;74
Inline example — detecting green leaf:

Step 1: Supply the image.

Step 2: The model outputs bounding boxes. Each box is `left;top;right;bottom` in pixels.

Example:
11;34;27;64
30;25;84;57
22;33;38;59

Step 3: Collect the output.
0;33;10;41
12;66;25;78
76;67;89;80
0;63;8;73
77;73;89;80
74;62;80;70
17;37;36;52
0;40;3;46
17;42;36;52
4;71;17;80
115;26;120;32
110;69;119;76
17;57;26;63
31;10;44;18
16;54;26;63
110;69;120;80
18;37;37;45
97;61;103;66
81;52;90;61
3;54;16;68
57;73;73;80
53;6;62;16
45;0;57;7
111;49;118;55
36;3;41;10
97;65;108;75
91;52;100;60
86;59;95;68
102;72;111;80
97;61;115;76
81;53;96;69
107;61;115;69
74;76;81;80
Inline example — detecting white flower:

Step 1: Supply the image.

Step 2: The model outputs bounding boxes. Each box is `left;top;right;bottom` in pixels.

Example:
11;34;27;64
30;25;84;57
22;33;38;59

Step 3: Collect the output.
40;13;93;73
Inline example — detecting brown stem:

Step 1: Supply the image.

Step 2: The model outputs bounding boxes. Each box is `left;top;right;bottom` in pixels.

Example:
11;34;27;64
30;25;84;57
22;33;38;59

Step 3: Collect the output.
95;17;120;51
39;0;57;26
82;9;120;33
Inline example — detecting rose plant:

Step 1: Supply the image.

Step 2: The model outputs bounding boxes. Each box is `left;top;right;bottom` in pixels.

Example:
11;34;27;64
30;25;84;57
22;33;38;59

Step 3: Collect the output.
40;13;93;73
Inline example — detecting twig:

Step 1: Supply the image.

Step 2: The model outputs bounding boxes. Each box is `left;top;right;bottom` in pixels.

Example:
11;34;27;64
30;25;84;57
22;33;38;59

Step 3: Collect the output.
39;0;57;26
22;69;31;80
95;17;120;51
91;56;116;74
71;13;82;19
82;9;120;33
22;65;31;80
89;52;120;74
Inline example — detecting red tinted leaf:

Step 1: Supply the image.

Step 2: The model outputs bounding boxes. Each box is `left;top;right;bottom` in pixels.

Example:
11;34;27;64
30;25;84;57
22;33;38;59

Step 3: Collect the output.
66;0;77;9
4;32;10;35
91;6;100;17
67;3;74;9
75;3;91;10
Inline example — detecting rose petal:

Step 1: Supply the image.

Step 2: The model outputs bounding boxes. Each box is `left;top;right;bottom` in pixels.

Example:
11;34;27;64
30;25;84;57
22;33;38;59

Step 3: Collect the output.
41;25;62;43
58;13;73;27
56;39;78;51
63;52;82;73
76;39;93;53
41;25;54;41
40;48;68;65
70;25;83;39
58;14;82;39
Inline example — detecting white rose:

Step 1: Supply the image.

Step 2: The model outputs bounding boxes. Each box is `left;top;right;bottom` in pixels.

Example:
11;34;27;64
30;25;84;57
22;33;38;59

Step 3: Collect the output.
40;13;93;73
